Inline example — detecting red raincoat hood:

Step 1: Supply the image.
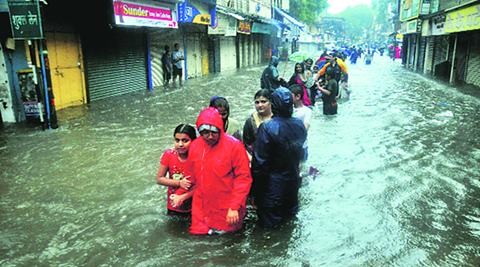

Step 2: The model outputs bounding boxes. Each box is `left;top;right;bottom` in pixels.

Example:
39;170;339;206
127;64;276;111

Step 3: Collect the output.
196;107;224;134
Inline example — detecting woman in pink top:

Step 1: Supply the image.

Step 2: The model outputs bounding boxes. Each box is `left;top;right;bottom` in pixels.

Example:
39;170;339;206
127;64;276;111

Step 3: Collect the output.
288;63;312;107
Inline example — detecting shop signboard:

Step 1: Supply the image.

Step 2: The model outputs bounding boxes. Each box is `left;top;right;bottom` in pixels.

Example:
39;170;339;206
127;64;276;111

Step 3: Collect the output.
400;0;421;22
113;0;177;28
395;33;403;42
401;19;420;34
237;21;251;34
445;4;480;33
178;0;216;27
17;69;40;118
7;0;43;39
252;22;271;34
432;15;446;35
208;13;236;36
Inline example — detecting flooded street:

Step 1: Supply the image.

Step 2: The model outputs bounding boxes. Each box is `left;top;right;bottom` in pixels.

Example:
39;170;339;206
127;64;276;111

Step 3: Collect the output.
1;56;480;266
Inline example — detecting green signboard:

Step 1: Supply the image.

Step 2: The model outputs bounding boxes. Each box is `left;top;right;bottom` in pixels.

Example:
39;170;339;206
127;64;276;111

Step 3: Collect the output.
252;22;272;34
7;0;43;39
400;0;421;22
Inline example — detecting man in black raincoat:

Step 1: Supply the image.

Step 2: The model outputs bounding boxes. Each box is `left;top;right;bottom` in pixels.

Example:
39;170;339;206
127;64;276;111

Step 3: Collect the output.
260;56;286;91
252;87;307;228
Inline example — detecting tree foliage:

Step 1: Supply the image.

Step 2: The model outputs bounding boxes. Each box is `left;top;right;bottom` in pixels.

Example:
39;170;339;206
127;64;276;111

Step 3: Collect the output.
371;0;391;33
334;4;374;43
290;0;329;26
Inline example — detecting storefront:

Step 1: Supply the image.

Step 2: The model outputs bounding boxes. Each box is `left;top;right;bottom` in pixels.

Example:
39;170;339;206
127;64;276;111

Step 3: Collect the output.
178;0;216;78
81;0;180;101
208;12;239;72
236;20;252;68
82;28;147;101
251;22;271;65
1;0;56;127
400;19;422;70
444;3;480;86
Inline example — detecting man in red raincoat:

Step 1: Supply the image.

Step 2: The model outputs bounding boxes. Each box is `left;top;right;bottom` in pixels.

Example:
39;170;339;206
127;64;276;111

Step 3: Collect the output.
188;107;252;235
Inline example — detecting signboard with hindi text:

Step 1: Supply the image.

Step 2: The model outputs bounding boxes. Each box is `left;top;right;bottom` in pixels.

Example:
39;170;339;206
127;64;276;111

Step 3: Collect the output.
445;4;480;33
7;0;43;39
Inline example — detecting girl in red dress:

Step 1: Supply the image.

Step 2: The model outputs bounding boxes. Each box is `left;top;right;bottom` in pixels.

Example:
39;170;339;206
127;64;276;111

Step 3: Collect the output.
156;124;197;215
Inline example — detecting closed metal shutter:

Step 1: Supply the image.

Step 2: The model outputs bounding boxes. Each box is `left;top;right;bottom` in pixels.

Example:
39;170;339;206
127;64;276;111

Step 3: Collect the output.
433;35;449;66
220;36;236;72
424;37;435;74
208;36;221;73
466;33;480;87
416;37;427;72
83;29;146;101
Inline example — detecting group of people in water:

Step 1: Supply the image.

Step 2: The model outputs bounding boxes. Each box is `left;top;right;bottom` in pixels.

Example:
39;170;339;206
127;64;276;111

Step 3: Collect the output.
262;50;351;115
155;50;350;235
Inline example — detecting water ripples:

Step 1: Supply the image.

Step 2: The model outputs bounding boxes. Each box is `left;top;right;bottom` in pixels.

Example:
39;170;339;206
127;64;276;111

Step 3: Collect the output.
1;57;479;266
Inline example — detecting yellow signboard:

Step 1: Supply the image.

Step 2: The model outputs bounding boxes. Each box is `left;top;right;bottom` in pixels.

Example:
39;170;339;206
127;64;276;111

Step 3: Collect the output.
445;4;480;33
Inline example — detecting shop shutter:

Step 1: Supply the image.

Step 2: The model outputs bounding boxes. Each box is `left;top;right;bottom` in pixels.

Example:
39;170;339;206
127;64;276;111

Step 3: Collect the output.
149;29;182;89
83;30;146;101
424;37;435;74
417;37;427;72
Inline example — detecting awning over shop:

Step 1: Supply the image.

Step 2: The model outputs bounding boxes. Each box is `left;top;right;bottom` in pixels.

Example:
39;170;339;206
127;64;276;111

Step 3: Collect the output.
274;7;305;29
216;6;245;21
271;19;285;31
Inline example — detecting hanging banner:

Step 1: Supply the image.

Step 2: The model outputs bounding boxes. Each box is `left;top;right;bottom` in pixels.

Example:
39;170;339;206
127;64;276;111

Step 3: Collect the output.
237;21;251;34
445;4;480;33
113;0;177;28
178;0;216;27
208;13;237;36
7;0;43;39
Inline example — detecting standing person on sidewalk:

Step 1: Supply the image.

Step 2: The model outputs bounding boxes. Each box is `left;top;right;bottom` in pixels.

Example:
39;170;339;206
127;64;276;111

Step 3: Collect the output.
187;107;252;235
161;45;172;88
172;43;184;88
252;87;307;228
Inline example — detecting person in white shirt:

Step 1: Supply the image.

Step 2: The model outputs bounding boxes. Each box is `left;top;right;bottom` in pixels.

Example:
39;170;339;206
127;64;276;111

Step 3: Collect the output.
289;84;312;163
172;43;184;87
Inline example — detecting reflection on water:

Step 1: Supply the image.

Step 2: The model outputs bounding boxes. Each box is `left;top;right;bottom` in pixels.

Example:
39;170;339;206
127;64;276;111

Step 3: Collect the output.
1;57;479;266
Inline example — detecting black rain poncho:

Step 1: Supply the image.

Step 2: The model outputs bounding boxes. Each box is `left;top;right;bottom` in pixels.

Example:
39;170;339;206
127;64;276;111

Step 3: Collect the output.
252;87;307;228
260;56;282;91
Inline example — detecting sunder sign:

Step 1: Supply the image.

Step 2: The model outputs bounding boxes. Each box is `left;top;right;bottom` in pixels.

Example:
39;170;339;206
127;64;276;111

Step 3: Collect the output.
445;4;480;33
113;0;177;28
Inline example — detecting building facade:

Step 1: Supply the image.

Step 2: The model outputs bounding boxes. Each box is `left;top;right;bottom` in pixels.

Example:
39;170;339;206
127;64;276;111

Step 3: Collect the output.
0;0;306;125
399;0;480;88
